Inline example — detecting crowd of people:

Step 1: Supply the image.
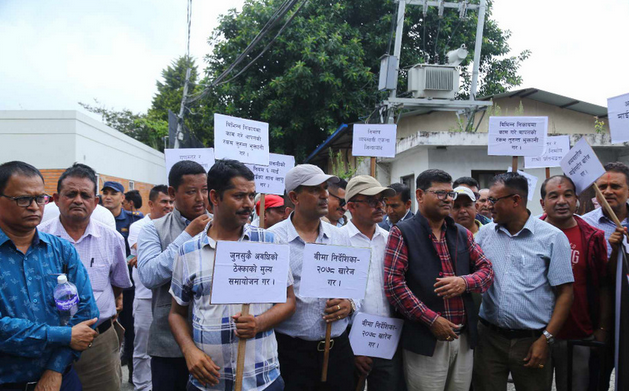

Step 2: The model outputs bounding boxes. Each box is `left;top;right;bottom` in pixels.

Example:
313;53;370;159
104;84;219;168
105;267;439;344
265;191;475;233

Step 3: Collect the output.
0;157;627;391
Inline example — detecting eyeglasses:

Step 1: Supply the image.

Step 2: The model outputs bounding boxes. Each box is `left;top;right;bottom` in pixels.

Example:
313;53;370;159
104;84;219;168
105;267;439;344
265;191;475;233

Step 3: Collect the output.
426;190;458;201
329;193;346;207
351;197;386;208
0;194;50;207
487;193;517;205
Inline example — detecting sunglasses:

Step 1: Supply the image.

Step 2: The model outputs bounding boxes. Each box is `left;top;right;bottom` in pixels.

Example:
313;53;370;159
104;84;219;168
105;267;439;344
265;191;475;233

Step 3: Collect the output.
329;193;346;207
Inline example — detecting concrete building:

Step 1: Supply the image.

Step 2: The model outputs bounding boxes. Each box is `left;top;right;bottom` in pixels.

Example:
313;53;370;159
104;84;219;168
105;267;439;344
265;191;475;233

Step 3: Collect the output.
0;110;166;215
306;88;623;216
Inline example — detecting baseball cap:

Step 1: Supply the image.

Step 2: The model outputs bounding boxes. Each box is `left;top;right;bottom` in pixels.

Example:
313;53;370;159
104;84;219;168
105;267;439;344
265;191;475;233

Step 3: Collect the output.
101;181;124;193
345;175;396;202
256;194;285;215
453;186;476;202
285;164;339;192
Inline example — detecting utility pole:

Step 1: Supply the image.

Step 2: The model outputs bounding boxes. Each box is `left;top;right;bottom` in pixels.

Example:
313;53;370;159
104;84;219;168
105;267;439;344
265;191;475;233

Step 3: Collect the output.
174;68;191;149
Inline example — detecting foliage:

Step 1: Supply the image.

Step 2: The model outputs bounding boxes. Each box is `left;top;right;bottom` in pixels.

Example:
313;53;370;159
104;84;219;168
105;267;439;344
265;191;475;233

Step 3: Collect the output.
328;148;362;179
594;117;606;134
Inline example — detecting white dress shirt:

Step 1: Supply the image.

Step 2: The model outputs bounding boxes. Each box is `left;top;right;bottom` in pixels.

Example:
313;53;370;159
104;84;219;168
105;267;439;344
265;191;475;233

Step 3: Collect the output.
129;215;153;300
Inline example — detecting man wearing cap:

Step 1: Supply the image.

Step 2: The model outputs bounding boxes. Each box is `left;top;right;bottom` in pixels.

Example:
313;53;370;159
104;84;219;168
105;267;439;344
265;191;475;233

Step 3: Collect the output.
379;182;414;231
453;177;492;226
384;169;494;391
252;194;288;229
451;186;483;236
269;164;356;391
341;176;405;390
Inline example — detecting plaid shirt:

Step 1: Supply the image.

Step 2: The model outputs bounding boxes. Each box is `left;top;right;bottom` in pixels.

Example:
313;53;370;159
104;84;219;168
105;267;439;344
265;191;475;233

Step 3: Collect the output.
170;224;293;391
384;224;493;327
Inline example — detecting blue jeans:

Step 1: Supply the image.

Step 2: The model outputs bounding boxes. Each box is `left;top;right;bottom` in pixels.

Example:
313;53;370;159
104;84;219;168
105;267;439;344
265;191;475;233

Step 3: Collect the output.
186;376;285;391
60;367;82;391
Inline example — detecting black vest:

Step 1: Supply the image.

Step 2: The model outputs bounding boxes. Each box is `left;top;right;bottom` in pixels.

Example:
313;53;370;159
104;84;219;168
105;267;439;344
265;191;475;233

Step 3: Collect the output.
396;211;478;356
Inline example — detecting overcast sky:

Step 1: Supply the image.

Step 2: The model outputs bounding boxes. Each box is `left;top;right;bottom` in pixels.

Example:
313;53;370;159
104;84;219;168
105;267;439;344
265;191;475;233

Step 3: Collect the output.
0;0;626;119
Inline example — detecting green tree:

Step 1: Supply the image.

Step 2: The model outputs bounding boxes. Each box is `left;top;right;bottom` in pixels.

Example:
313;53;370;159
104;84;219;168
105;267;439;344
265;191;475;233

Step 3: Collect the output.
149;56;199;125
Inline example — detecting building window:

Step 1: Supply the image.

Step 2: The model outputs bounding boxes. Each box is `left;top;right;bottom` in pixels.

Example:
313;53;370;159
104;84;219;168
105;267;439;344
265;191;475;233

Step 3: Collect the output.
128;181;135;190
471;170;504;189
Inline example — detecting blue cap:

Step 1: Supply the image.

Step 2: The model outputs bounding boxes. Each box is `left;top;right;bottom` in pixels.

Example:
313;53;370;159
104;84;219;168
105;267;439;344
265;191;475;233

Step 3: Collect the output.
101;181;124;193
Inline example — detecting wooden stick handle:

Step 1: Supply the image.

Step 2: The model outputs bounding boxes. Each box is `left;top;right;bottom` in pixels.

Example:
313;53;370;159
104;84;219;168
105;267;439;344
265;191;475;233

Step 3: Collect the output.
259;194;266;229
512;156;518;173
545;167;550;179
235;304;250;391
321;323;332;382
356;374;367;391
370;157;376;177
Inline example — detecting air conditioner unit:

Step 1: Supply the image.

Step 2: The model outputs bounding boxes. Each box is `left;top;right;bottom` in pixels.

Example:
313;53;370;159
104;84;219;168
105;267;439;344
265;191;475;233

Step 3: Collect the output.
407;64;460;99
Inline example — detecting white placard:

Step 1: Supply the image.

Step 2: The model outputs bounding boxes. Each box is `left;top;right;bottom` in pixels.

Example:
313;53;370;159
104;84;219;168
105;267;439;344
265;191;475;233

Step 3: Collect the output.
210;241;290;304
560;137;606;195
164;148;215;178
299;244;371;300
488;116;548;157
246;154;295;196
506;167;538;201
349;313;404;359
352;124;397;158
524;135;570;169
608;92;629;144
214;113;269;165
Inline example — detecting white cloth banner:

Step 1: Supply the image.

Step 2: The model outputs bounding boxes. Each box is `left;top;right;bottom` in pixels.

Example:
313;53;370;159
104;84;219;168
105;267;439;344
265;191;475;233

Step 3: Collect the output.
488;116;548;157
246;153;295;196
352;124;397;158
214;113;269;165
164;148;215;179
608;92;629;144
349;313;404;359
560;137;606;194
524;135;570;169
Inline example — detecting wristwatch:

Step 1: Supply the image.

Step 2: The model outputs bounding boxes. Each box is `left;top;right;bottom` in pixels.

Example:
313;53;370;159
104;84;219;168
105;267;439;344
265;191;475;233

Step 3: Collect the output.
542;330;555;345
348;299;357;315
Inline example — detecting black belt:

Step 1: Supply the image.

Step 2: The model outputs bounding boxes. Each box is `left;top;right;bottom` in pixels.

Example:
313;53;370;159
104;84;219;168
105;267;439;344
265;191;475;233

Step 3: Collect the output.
479;317;543;339
276;328;350;352
97;318;113;334
0;366;72;390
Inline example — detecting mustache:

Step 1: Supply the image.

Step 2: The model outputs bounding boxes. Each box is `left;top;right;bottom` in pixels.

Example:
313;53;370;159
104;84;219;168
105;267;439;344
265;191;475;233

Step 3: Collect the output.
237;208;252;215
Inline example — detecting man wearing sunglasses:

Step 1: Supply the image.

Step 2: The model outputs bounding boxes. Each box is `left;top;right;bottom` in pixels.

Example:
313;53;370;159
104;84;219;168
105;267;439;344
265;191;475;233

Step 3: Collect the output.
473;172;574;391
323;179;347;227
384;169;494;391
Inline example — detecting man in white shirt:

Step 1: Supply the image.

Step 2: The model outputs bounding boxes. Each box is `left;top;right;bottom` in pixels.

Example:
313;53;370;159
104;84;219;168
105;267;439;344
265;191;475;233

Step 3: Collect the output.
340;175;405;390
127;185;173;391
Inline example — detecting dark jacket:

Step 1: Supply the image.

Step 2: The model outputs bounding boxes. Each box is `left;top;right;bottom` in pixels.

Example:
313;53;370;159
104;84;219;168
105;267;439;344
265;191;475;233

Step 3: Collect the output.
378;210;414;231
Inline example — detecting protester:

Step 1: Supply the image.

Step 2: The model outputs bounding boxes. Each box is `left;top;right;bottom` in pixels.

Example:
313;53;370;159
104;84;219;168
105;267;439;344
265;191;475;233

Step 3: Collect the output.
253;194;288;228
323;178;347;227
453;177;491;225
269;164;356;390
473;172;574;391
340;176;404;390
384;169;494;391
127;185;173;391
42;201;116;230
137;161;211;391
476;189;491;219
123;189;145;218
0;161;99;390
39;163;132;391
169;159;296;390
539;175;610;391
451;186;483;235
379;182;414;231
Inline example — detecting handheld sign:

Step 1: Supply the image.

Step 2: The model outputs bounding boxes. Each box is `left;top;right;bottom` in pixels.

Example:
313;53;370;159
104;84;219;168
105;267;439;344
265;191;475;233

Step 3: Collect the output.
246;153;295;196
164;148;215;178
210;241;290;305
349;313;403;360
488;116;548;157
300;244;371;300
524;135;570;169
506;167;538;201
560;137;605;194
214;113;269;165
608;92;629;144
352;124;397;158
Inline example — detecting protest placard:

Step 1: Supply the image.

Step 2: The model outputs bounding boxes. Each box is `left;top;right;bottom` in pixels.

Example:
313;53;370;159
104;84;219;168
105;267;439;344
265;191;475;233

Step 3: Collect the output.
608;92;629;144
560;137;606;194
524;135;570;169
164;148;215;178
246;153;295;196
300;244;371;300
507;167;539;201
349;313;404;360
488;116;548;157
214;113;269;165
210;241;290;305
352;124;397;158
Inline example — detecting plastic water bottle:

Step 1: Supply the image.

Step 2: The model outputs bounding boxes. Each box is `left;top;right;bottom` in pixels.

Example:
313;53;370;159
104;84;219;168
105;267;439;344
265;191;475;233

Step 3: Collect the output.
54;274;79;326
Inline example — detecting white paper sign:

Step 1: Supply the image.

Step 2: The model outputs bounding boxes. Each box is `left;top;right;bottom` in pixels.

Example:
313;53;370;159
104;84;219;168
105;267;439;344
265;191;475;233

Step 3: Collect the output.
506;167;538;201
488;116;548;157
524;135;570;169
299;244;371;300
352;124;397;158
349;313;404;359
164;148;215;178
210;241;290;304
246;154;295;195
608;92;629;144
560;137;606;195
214;113;269;165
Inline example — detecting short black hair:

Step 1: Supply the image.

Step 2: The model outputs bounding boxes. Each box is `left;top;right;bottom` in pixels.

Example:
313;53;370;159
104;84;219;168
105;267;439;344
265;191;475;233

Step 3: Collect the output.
207;159;254;199
168;160;207;190
124;190;143;209
57;163;98;195
604;162;629;186
416;169;452;191
490;172;529;203
0;161;44;194
149;185;169;202
389;182;411;203
329;178;348;193
540;175;576;199
453;176;479;189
